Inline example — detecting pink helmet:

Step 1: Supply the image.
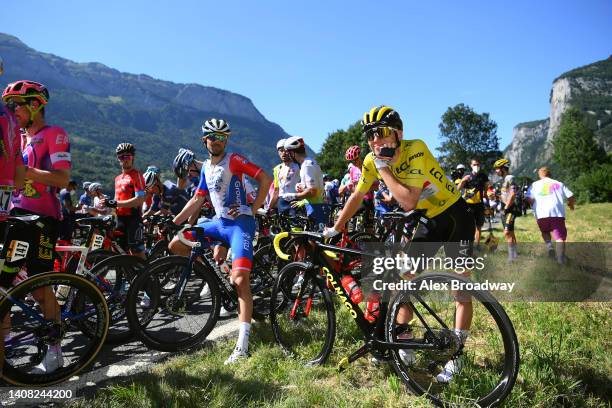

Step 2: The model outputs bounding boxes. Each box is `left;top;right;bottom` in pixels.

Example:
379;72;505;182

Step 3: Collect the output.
2;80;50;105
345;145;361;161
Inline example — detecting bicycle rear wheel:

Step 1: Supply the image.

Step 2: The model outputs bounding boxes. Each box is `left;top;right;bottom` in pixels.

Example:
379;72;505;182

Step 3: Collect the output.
385;273;519;407
126;256;220;352
270;262;335;366
86;255;146;344
0;272;109;386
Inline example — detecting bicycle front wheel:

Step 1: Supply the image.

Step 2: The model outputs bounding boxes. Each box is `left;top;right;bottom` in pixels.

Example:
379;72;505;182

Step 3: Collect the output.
385;273;519;407
126;256;221;352
0;272;109;386
270;262;335;366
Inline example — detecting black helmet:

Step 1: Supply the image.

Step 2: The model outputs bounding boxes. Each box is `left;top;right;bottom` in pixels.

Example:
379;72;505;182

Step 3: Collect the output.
361;105;403;132
116;142;135;155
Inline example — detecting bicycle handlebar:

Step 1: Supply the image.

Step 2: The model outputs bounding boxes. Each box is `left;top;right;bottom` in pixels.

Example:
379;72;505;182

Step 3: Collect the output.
176;225;201;249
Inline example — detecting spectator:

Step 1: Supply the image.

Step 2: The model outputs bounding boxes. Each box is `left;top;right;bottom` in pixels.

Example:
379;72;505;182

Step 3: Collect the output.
526;167;575;264
59;180;78;240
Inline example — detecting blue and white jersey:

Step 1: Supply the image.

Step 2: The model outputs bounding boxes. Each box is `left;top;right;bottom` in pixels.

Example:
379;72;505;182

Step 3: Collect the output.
196;153;262;220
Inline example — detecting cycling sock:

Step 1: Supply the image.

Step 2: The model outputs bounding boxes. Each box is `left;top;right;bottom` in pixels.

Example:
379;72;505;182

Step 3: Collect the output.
454;328;470;343
236;322;251;353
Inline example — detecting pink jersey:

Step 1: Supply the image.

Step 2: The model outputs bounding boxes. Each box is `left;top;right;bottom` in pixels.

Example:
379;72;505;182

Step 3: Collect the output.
0;105;23;217
349;164;375;200
12;126;71;219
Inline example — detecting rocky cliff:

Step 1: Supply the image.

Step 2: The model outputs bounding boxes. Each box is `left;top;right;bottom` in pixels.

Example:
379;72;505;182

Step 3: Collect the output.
505;56;612;175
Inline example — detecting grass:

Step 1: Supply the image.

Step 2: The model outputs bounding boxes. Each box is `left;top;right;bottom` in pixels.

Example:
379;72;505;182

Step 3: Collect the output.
67;204;612;408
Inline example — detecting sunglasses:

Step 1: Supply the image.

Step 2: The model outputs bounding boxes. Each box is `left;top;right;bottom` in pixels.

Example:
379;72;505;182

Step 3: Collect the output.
5;100;29;112
202;133;229;143
363;126;397;141
117;154;133;161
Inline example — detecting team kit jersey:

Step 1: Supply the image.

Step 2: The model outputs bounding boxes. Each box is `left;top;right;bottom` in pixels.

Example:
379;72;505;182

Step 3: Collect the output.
356;139;460;218
273;162;300;196
196;153;262;220
12;126;71;219
0;105;22;217
299;157;324;204
114;169;146;217
462;172;489;204
500;175;518;206
149;180;190;215
527;177;573;219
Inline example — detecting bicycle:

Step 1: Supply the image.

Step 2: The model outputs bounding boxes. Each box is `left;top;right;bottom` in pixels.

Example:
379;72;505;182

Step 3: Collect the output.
269;222;519;406
125;224;276;352
0;215;109;386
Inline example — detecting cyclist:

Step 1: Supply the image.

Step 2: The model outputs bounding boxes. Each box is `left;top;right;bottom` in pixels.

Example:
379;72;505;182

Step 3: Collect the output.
77;181;93;213
142;167;190;217
345;145;376;229
493;158;518;261
324;106;475;383
59;180;78;240
268;138;300;215
173;148;203;196
457;159;489;250
101;143;146;258
281;136;327;229
169;118;272;364
85;182;111;216
1;79;71;373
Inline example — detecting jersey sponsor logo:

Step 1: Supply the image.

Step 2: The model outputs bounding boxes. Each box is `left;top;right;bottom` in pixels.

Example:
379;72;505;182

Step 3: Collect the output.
429;167;445;183
55;132;69;145
50;151;71;163
394;161;423;176
408;152;424;161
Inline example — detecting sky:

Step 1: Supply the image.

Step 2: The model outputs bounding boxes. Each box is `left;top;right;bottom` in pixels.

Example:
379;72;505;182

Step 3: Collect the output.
2;0;611;153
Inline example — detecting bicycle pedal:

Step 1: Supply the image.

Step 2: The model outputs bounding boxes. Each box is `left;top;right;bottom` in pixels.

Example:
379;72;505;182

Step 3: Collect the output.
337;356;350;371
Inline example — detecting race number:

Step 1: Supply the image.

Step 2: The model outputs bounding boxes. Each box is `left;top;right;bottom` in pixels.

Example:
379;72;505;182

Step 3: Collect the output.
7;240;29;262
0;185;13;213
90;234;105;250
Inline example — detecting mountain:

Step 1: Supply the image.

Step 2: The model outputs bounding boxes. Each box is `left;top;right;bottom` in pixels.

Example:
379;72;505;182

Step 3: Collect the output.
0;33;294;189
504;56;612;176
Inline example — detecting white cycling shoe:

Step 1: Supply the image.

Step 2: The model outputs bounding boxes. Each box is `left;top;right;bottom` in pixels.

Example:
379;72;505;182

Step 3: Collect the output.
435;358;463;383
32;345;64;374
224;347;249;365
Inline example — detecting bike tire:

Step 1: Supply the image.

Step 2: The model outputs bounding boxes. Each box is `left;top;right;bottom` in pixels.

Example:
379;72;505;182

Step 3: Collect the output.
126;256;221;352
269;262;336;366
384;272;519;407
0;272;109;386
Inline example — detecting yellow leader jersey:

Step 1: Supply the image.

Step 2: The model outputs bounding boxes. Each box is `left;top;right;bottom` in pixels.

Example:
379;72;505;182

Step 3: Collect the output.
356;139;460;218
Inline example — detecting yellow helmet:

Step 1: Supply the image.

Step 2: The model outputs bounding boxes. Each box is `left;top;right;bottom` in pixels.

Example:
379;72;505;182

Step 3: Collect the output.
493;158;510;169
361;105;403;132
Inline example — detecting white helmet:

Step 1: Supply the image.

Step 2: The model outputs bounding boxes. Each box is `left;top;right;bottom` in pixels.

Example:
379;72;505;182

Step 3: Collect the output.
456;164;466;170
202;118;231;136
276;139;286;149
143;170;158;188
284;136;304;151
88;182;103;193
82;181;91;190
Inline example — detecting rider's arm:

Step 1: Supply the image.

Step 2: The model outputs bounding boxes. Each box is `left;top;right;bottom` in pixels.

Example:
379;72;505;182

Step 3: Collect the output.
269;166;281;209
25;167;70;189
174;193;206;225
252;170;272;212
14;162;25;191
378;167;422;211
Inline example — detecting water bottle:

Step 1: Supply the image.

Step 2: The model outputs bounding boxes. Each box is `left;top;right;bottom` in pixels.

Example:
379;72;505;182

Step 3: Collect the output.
365;293;381;323
340;274;363;304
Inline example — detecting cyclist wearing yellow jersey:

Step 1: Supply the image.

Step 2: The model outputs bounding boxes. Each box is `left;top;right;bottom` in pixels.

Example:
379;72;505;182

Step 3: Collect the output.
324;106;475;383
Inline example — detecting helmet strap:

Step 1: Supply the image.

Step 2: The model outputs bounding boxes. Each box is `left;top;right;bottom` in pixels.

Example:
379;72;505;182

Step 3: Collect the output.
25;102;44;129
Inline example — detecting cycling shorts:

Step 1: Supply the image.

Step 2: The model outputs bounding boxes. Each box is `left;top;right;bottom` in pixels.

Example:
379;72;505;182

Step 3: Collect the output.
0;208;59;287
467;203;485;228
501;211;515;232
194;215;256;273
407;198;475;273
116;215;145;253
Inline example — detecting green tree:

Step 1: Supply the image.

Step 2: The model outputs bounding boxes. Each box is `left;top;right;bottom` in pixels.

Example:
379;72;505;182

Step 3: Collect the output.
437;103;501;172
317;122;365;179
552;107;608;180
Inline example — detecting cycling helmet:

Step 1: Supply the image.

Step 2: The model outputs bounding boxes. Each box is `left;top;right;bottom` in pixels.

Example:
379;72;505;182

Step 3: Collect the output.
284;136;305;151
202;118;231;136
145;165;160;175
173;148;195;179
345;145;361;161
82;181;91;191
143;170;159;188
276;139;286;150
456;164;466;170
493;158;510;169
88;182;103;193
361;105;403;132
116;142;135;155
2;80;49;105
